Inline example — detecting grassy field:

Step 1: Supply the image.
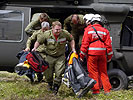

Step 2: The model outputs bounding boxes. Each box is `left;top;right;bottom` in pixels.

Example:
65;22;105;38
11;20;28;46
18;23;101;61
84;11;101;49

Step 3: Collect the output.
0;71;133;100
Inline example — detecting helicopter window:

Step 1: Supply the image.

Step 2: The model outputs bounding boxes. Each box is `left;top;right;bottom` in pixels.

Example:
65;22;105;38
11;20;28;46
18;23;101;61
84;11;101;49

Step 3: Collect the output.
0;10;23;41
121;16;133;47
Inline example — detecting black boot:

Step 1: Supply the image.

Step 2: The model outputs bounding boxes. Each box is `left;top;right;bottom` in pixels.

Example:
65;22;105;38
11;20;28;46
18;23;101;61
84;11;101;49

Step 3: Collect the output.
26;69;35;83
26;74;34;82
37;72;43;82
53;84;60;95
47;82;53;91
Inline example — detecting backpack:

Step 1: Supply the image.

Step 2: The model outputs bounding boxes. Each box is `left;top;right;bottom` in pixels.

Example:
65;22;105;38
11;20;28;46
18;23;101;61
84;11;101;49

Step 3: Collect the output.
26;51;48;72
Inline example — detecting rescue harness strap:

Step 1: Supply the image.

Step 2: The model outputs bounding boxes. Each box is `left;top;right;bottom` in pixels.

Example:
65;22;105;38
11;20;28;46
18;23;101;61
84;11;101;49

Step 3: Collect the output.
92;26;104;43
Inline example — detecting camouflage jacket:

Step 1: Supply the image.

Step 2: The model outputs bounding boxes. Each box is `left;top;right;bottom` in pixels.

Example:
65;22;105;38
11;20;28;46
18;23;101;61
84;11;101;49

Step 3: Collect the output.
63;14;85;33
37;29;74;57
26;29;46;52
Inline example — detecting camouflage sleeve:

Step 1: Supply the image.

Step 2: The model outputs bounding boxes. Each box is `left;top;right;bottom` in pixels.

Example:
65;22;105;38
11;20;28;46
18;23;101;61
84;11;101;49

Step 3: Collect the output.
79;15;85;24
25;20;39;36
63;15;72;30
37;32;46;44
63;29;74;42
26;30;38;49
48;17;52;26
26;37;31;49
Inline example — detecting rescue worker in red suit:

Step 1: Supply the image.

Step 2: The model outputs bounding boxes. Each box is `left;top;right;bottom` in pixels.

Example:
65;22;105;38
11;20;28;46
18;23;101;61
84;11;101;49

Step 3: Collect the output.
84;13;104;90
80;14;113;95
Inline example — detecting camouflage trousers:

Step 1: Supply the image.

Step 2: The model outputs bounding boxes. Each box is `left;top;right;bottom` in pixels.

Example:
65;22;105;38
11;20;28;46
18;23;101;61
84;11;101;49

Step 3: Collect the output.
44;54;66;85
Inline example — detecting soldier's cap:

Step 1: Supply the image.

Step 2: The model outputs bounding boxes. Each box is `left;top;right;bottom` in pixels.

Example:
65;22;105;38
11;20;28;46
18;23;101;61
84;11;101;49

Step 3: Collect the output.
41;21;50;28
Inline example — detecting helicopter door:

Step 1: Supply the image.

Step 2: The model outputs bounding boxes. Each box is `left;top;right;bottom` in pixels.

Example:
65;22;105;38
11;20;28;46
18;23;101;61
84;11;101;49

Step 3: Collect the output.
0;6;31;69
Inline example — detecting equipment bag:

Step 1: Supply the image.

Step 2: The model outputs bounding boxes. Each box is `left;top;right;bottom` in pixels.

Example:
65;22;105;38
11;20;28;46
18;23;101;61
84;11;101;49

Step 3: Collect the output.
26;51;48;72
63;52;94;93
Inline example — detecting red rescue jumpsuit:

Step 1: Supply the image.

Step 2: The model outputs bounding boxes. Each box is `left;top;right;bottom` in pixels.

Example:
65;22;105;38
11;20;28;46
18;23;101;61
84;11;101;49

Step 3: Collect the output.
80;24;113;94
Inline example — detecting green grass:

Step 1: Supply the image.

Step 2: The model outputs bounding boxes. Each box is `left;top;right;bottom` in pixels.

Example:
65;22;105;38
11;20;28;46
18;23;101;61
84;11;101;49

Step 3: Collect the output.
0;71;133;100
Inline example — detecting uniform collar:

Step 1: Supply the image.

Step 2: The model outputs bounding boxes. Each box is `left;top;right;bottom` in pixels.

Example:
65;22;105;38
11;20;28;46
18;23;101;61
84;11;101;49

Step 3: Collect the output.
51;30;63;41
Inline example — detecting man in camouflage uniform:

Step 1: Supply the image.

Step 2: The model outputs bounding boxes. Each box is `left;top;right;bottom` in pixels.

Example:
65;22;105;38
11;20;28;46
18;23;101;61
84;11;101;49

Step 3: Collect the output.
24;21;50;82
25;21;50;55
64;14;85;53
25;13;51;36
32;21;76;94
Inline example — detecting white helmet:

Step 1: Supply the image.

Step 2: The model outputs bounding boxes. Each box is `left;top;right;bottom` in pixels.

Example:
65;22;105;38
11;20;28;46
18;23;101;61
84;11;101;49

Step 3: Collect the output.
83;13;94;23
91;14;101;22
